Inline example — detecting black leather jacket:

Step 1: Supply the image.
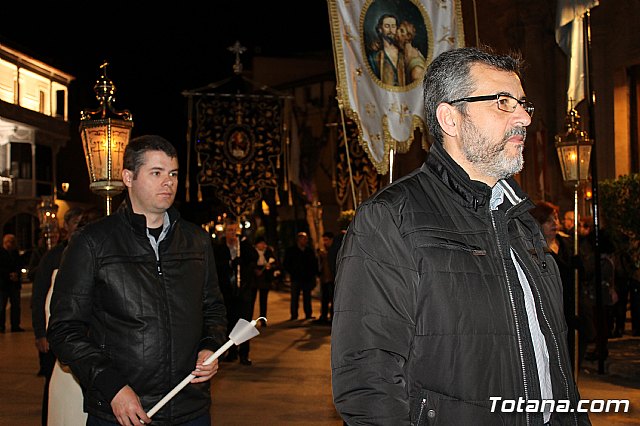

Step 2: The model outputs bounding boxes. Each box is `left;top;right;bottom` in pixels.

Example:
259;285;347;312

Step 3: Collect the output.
331;142;589;426
48;199;227;424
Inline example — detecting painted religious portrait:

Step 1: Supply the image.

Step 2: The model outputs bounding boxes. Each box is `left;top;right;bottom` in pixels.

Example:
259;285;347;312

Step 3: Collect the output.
224;126;254;162
362;0;431;90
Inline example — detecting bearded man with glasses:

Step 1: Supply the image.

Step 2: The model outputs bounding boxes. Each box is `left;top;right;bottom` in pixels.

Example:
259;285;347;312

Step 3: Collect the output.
331;46;589;425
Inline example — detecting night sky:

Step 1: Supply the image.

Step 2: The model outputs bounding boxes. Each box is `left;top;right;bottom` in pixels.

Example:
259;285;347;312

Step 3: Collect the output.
0;2;333;204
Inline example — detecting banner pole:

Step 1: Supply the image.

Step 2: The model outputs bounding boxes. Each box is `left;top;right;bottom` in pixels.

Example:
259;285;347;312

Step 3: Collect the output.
337;101;358;209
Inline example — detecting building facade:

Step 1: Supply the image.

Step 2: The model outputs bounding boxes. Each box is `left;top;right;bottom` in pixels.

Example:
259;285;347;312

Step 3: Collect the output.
0;42;74;255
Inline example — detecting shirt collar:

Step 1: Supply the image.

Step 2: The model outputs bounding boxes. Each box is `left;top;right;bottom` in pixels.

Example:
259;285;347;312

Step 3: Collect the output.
490;179;523;211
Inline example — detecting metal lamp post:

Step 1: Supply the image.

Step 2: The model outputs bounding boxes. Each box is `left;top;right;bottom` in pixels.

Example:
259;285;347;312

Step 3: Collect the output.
79;62;133;216
555;108;592;380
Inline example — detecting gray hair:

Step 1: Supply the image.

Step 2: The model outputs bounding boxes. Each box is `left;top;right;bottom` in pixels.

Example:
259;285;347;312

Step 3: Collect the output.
423;46;523;145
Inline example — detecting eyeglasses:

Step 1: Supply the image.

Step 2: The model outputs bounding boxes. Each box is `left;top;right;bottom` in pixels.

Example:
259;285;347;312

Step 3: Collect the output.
448;93;534;118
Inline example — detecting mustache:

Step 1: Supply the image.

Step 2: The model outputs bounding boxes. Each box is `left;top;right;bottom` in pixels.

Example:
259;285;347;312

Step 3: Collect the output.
505;126;527;141
382;33;396;43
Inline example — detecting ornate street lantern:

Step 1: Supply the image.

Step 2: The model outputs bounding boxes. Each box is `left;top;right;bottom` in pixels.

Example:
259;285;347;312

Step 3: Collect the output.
79;62;133;215
555;109;592;185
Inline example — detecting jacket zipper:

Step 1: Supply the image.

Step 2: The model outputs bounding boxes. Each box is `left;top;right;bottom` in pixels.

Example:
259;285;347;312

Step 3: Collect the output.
415;397;427;425
490;209;530;426
152;226;172;418
514;249;578;425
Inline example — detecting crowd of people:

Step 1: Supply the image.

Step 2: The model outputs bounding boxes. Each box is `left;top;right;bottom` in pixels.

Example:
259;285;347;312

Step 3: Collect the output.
2;45;640;425
529;201;640;372
212;226;343;335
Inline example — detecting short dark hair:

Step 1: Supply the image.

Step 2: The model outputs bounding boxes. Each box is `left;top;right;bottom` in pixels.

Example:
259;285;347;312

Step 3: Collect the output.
423;46;524;145
322;231;334;239
123;135;177;177
376;13;397;36
529;201;559;225
64;207;84;224
78;206;103;228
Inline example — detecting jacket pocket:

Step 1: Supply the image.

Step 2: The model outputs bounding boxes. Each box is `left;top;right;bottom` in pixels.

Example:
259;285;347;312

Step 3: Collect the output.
414;234;487;256
411;388;505;426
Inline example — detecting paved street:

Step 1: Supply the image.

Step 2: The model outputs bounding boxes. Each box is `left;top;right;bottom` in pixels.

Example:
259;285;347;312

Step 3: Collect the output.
0;284;638;425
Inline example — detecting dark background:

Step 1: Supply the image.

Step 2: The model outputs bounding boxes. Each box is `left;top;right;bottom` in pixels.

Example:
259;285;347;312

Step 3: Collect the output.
0;2;333;207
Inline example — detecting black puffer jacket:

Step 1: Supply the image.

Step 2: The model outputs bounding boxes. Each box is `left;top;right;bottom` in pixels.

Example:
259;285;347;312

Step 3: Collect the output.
331;142;589;426
48;199;227;425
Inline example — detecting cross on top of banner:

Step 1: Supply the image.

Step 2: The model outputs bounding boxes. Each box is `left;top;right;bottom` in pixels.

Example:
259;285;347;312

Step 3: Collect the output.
228;40;247;74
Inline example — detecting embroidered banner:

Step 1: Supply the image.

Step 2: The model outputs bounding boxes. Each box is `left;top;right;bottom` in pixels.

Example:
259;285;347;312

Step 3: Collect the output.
194;95;282;218
328;0;464;174
335;119;384;208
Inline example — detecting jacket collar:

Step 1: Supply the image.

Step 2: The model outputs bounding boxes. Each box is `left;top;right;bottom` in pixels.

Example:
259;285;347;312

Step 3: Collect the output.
424;141;531;214
116;194;180;236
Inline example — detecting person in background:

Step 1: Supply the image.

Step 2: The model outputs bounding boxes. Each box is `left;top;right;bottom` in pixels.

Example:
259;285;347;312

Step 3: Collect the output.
31;206;84;426
561;210;575;237
577;215;617;366
45;205;104;426
214;218;258;366
575;216;597;366
283;232;318;321
314;231;337;325
251;236;277;327
27;228;60;283
48;135;227;426
611;234;638;338
0;233;24;333
529;200;578;368
331;46;587;424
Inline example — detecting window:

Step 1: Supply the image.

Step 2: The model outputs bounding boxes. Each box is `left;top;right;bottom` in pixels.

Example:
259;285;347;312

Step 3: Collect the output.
39;90;45;114
10;142;32;179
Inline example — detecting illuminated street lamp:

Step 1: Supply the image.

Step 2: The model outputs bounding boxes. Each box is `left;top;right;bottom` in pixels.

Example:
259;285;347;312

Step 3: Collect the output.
37;195;59;250
79;62;133;215
555;109;592;184
554;108;592;380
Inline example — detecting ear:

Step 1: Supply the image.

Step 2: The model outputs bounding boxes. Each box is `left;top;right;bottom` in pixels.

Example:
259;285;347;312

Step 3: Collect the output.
436;102;459;138
122;169;133;188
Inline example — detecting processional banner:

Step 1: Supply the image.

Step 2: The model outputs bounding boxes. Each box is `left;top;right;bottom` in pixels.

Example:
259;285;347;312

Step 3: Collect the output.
555;0;599;111
328;0;464;174
194;95;282;218
335;119;384;208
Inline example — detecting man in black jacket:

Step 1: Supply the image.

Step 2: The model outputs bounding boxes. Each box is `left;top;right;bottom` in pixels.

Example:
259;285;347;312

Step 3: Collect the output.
0;233;23;333
48;135;227;426
213;219;257;366
331;47;589;425
283;232;318;321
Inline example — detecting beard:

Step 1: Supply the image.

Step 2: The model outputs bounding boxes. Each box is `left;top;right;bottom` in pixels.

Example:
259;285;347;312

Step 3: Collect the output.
460;118;526;180
382;32;396;45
